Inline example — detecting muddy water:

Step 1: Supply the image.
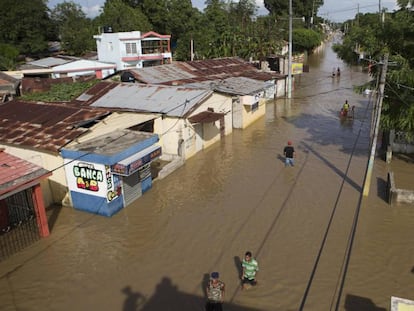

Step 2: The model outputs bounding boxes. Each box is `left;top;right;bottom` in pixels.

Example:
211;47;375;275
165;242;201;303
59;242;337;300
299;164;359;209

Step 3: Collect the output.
1;40;413;311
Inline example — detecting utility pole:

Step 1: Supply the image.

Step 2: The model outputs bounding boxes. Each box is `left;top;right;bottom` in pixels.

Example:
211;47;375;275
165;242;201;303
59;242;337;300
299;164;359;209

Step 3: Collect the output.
190;37;194;61
362;54;389;197
287;0;293;99
357;4;360;26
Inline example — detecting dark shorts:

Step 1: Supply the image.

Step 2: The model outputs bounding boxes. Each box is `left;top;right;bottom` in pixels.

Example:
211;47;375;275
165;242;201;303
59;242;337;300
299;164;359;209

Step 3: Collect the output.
242;277;257;286
205;301;223;311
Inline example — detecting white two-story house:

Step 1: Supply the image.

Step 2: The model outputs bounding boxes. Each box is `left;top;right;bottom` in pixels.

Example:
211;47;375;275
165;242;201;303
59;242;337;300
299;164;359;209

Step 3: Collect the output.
94;30;172;71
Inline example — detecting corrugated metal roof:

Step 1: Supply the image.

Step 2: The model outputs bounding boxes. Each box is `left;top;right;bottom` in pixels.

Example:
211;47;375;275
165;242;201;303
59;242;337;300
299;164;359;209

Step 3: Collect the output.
72;82;118;106
63;129;156;157
27;56;79;68
0;149;51;196
129;63;196;84
89;83;213;117
0;100;110;153
185;76;268;96
53;59;116;71
129;57;283;86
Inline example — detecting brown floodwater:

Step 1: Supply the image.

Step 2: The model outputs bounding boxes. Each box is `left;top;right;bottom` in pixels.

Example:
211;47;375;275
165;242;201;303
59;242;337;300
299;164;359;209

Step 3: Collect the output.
1;39;413;311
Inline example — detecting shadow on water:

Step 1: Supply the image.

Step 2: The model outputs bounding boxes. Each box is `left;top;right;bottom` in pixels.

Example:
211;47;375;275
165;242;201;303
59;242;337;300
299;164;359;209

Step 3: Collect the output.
344;294;387;311
233;256;243;284
301;141;362;192
46;204;62;232
122;277;262;311
281;102;371;157
376;177;389;203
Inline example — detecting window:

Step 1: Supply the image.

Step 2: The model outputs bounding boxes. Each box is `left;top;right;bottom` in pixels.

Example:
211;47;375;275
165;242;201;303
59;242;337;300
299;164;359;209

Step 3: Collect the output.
125;42;137;54
251;102;259;112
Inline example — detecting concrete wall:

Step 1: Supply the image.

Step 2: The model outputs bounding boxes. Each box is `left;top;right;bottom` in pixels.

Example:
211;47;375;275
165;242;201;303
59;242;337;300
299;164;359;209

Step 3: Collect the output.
238;94;266;129
387;172;414;205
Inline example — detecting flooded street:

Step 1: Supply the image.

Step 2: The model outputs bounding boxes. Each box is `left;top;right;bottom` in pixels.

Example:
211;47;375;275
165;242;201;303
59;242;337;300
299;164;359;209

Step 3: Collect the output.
1;41;414;311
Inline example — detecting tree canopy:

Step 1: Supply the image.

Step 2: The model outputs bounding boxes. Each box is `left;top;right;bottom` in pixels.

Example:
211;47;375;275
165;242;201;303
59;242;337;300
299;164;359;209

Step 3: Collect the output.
0;0;55;56
333;8;414;134
0;0;327;66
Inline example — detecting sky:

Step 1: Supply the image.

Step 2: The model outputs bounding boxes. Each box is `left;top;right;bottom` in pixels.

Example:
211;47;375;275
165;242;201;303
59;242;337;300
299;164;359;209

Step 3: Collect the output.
47;0;400;22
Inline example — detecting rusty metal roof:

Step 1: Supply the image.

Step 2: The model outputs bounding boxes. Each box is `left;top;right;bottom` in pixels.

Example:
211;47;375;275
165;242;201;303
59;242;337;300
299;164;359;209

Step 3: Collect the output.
185;76;269;96
80;82;213;118
0;149;51;196
129;57;282;85
0;100;110;153
72;81;118;106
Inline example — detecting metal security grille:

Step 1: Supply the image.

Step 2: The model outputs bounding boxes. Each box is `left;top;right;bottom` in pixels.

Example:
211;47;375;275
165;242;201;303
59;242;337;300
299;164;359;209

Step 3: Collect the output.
0;188;40;261
122;171;142;207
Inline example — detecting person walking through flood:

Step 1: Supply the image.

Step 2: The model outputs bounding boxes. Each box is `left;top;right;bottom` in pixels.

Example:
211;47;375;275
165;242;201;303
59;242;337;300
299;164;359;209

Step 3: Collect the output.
241;251;259;290
283;141;296;167
343;100;349;112
206;272;225;311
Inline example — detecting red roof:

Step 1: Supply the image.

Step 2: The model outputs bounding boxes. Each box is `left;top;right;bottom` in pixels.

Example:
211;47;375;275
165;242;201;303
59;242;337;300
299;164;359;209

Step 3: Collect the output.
0;149;51;196
0;100;110;153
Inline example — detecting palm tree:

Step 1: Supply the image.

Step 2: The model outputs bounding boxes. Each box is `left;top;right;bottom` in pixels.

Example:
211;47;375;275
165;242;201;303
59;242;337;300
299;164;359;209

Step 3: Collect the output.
397;0;414;8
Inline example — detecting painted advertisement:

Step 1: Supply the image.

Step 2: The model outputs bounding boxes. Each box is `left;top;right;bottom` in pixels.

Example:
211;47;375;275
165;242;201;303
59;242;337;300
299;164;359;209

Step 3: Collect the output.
292;63;303;75
105;165;122;202
64;160;107;198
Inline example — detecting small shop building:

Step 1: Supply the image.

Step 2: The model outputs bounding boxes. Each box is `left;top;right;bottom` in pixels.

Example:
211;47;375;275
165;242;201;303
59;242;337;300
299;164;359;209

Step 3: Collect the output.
61;129;161;217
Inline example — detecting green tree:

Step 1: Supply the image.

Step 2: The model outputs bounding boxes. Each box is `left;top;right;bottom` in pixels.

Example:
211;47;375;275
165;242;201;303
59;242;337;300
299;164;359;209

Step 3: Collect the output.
97;0;152;33
334;9;414;134
51;1;95;56
0;43;19;70
0;0;54;56
292;28;322;52
264;0;324;25
397;0;414;8
129;0;201;59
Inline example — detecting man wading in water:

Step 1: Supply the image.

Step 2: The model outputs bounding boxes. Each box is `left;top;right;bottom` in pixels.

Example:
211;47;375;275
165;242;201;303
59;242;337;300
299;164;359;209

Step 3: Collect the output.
283;141;296;167
206;272;225;311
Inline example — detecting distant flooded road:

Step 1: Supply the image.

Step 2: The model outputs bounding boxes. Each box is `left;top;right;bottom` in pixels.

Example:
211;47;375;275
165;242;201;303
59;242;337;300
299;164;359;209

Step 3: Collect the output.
1;39;414;311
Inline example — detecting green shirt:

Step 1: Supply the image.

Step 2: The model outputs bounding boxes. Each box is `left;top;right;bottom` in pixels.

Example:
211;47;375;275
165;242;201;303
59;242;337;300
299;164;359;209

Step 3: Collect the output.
242;258;259;280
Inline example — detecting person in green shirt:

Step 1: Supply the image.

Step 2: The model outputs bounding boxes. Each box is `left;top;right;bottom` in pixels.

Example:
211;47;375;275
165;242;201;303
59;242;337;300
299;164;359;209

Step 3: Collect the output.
241;251;259;290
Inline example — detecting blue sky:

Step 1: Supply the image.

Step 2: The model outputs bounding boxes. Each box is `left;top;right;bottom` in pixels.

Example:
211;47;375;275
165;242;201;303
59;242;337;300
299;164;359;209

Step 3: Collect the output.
47;0;399;22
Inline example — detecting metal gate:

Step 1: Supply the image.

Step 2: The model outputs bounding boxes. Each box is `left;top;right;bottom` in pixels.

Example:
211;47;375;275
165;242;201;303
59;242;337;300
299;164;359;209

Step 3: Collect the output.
0;188;40;261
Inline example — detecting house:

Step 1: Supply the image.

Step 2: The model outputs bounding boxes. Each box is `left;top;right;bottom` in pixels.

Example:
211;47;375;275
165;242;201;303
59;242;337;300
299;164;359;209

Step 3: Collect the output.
0;100;111;208
184;76;270;129
94;30;172;70
72;81;233;161
20;56;116;80
0;71;20;102
0;149;51;260
0;99;164;215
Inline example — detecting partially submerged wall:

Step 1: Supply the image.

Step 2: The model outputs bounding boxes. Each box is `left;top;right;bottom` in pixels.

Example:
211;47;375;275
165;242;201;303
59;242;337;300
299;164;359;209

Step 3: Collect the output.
387;172;414;205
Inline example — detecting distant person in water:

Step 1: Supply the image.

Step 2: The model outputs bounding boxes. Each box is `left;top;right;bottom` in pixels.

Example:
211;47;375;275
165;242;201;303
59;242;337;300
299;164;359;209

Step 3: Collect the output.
343;100;349;112
337;67;341;76
283;141;296;167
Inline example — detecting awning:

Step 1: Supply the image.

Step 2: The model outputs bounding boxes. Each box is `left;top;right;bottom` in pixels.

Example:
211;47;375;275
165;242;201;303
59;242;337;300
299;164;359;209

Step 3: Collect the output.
188;111;225;123
111;144;161;176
